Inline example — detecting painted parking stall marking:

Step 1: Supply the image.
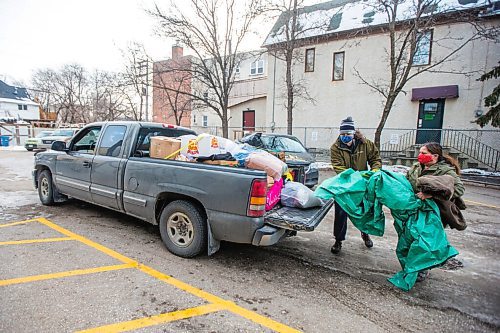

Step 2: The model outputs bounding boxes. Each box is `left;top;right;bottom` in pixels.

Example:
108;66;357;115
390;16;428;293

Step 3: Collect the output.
0;217;301;333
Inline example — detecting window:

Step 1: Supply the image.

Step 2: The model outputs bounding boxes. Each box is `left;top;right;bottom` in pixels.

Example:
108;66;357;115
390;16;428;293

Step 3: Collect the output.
134;127;196;154
18;105;22;110
235;66;240;74
97;125;126;157
333;52;345;81
305;48;315;72
413;30;432;66
23;105;27;110
203;115;208;127
250;59;264;75
193;115;197;124
71;126;102;154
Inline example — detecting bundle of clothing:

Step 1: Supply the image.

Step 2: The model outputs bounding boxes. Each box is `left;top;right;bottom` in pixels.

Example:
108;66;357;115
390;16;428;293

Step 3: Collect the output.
315;169;458;291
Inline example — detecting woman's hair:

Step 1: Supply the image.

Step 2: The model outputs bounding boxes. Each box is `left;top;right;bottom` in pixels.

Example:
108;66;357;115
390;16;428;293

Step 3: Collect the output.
424;142;461;175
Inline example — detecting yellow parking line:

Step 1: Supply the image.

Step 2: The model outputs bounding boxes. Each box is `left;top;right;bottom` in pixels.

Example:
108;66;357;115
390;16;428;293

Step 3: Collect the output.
0;237;73;246
77;303;225;333
464;199;499;209
36;218;137;265
0;219;40;228
138;265;302;333
35;218;302;333
0;264;133;287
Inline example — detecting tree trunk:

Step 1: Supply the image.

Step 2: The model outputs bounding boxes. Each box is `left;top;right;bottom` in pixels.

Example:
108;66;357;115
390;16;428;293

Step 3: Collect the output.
222;105;229;138
374;95;396;148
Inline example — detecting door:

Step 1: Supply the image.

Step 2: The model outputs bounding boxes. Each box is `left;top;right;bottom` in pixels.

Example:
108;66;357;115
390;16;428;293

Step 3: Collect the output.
243;110;255;132
416;99;444;144
90;125;128;210
55;126;102;201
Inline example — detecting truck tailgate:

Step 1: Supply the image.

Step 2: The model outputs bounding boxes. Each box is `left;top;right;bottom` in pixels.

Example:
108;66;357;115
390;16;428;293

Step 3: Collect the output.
264;199;334;231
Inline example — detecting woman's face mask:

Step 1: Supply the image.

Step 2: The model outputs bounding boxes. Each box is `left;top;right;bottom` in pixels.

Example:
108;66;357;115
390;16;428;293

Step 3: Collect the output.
340;134;353;144
417;153;435;164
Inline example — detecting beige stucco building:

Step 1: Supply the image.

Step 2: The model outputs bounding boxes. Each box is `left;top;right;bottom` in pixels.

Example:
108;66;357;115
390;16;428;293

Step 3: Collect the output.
263;0;500;149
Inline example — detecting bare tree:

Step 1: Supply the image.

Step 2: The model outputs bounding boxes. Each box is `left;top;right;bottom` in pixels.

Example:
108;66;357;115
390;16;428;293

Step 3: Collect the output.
119;42;151;121
32;65;138;124
88;70;130;121
264;0;317;134
31;64;90;124
153;59;194;125
352;0;499;147
149;0;263;138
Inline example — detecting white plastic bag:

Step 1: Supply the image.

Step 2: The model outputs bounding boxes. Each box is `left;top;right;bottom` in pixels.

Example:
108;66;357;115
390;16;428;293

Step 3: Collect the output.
281;181;322;208
179;134;239;158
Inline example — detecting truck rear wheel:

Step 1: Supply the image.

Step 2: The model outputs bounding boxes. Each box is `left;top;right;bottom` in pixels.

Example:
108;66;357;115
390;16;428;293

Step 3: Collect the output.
159;200;207;258
38;170;55;205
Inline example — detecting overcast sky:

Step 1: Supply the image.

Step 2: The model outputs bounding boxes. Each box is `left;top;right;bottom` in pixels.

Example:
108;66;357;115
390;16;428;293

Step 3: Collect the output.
0;0;309;86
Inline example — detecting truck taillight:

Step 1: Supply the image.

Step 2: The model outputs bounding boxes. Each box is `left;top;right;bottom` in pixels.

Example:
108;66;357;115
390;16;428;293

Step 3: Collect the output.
247;179;267;217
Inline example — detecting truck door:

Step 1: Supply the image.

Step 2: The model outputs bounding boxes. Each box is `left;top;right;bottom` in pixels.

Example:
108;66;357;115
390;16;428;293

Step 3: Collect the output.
90;125;128;210
55;126;102;202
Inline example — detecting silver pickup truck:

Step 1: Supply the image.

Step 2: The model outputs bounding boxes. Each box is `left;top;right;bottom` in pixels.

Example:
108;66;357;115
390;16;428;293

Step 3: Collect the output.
33;122;333;257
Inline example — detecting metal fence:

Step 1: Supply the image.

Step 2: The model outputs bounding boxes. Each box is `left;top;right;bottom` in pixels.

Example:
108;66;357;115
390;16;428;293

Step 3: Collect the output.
192;125;500;169
192;126;499;148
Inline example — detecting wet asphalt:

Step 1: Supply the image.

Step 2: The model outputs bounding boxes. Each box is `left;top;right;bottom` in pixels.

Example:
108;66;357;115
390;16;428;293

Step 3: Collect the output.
0;149;499;332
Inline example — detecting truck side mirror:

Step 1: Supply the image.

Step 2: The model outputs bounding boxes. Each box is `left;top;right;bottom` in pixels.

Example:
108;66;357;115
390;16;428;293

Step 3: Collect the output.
51;140;68;152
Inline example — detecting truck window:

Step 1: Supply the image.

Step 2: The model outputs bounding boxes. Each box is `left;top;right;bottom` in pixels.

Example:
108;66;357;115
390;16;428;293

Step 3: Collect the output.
134;127;196;156
70;127;102;154
98;125;127;157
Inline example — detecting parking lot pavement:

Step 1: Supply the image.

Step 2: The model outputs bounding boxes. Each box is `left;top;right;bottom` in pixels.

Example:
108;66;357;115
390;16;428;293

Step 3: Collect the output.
1;149;499;332
0;217;302;332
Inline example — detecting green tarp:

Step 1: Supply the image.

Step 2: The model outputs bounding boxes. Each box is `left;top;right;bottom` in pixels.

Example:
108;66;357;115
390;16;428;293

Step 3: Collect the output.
315;169;458;291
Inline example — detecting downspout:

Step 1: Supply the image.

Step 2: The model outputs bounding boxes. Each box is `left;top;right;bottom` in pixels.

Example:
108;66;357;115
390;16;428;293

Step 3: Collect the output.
271;51;277;133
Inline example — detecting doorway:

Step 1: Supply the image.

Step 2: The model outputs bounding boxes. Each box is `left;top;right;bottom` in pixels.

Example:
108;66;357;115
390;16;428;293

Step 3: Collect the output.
243;110;255;132
416;99;444;144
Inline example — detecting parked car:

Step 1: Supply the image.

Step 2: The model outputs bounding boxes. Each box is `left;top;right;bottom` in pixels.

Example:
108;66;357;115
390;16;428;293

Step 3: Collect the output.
33;121;333;258
38;128;80;150
239;132;319;188
24;130;54;151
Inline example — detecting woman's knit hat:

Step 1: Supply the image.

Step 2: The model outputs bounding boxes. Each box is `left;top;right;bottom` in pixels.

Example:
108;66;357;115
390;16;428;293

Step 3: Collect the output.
340;116;355;134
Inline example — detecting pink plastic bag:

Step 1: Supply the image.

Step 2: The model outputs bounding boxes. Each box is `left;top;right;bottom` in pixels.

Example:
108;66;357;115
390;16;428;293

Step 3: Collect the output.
266;178;284;211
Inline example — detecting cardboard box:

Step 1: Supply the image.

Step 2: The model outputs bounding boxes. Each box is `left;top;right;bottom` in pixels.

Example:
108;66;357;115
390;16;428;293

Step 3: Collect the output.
150;136;181;159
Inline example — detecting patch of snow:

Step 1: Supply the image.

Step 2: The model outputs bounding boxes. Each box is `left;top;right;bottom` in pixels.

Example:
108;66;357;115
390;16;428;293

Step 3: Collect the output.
0;145;27;151
316;162;333;170
382;164;410;174
462;168;500;177
264;0;490;45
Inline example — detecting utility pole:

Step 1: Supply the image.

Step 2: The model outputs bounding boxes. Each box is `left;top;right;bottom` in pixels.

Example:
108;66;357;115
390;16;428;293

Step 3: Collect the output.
137;59;149;121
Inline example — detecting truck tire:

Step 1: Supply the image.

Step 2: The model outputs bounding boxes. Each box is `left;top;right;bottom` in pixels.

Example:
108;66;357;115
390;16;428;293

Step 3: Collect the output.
38;170;55;205
159;200;207;258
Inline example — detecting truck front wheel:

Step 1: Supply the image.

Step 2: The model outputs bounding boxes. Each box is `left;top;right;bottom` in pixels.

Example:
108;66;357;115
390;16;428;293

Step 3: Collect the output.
159;200;207;258
38;170;55;205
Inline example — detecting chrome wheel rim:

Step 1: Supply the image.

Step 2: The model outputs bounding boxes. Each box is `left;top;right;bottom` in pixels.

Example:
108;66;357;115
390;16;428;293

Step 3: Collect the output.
40;177;49;198
166;212;194;247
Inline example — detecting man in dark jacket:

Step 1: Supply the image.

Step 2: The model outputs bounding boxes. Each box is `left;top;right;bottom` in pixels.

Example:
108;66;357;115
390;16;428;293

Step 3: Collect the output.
330;116;382;254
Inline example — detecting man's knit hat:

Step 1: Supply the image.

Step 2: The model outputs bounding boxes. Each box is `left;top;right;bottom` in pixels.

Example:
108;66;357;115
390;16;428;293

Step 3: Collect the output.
340;116;355;134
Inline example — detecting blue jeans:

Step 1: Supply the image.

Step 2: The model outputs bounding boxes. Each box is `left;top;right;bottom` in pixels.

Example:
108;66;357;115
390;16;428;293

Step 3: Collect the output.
333;201;348;241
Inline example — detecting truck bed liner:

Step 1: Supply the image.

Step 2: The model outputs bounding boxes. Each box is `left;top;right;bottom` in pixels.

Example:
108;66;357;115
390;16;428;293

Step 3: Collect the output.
264;199;334;231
